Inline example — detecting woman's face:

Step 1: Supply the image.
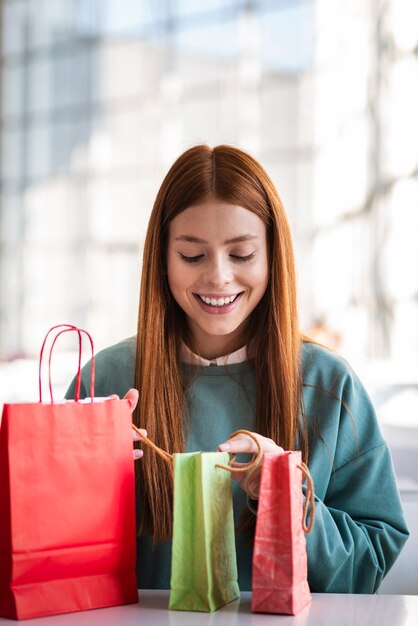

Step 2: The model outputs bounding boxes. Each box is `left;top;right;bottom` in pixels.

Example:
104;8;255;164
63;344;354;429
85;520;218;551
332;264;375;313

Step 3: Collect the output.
166;199;269;359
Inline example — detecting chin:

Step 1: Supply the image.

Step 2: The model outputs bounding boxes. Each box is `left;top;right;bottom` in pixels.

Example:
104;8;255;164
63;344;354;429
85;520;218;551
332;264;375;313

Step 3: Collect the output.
204;325;240;338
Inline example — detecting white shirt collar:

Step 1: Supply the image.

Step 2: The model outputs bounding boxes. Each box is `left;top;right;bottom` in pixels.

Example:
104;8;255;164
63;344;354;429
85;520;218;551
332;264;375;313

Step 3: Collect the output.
181;343;248;366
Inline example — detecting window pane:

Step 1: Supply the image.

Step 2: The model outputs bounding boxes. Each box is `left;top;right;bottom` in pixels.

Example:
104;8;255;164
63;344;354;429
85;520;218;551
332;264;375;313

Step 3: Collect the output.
175;16;239;60
26;0;76;49
100;0;154;35
2;0;27;56
50;117;90;175
176;0;238;19
1;63;24;119
27;56;52;115
260;4;315;73
50;47;94;110
1;128;23;183
26;123;51;181
0;193;22;245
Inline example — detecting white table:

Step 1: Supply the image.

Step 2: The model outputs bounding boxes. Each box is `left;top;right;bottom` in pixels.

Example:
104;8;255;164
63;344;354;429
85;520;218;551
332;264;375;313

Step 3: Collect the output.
1;590;418;625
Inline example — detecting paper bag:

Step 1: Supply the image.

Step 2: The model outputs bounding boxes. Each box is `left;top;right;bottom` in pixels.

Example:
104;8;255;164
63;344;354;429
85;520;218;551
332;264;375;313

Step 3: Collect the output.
0;325;138;620
251;451;313;615
169;451;240;612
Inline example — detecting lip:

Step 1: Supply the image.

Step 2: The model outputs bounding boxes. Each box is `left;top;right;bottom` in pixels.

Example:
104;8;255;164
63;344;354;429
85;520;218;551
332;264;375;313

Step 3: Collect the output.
196;293;239;299
193;292;244;314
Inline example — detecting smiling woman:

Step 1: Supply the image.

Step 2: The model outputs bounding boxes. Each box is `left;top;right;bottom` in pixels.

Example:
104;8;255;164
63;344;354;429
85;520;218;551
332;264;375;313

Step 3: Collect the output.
167;201;269;359
66;144;408;595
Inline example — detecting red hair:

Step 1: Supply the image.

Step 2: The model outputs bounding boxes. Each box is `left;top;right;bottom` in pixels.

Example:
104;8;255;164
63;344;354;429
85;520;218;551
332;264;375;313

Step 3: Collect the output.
134;145;306;542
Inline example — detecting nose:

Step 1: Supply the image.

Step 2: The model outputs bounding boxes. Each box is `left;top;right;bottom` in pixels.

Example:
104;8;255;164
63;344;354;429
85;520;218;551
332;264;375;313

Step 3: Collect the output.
202;254;233;288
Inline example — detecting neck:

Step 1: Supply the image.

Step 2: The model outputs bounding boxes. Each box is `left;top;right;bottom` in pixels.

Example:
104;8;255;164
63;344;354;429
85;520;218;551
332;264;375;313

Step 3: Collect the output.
185;334;246;361
184;317;250;360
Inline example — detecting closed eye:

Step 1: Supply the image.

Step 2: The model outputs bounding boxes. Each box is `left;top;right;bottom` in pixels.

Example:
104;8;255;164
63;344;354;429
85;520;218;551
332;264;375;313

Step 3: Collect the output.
230;253;255;263
179;252;255;263
180;253;204;263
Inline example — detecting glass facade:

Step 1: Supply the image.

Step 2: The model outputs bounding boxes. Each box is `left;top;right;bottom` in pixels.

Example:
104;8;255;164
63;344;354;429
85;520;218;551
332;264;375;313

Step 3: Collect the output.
0;0;417;374
0;0;317;358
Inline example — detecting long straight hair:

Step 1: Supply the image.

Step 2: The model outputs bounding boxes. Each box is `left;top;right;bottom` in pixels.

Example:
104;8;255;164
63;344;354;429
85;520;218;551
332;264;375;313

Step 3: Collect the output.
134;144;306;542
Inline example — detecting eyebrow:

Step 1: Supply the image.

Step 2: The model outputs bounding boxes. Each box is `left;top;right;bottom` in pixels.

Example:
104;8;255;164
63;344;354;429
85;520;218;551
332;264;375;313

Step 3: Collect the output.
174;234;259;244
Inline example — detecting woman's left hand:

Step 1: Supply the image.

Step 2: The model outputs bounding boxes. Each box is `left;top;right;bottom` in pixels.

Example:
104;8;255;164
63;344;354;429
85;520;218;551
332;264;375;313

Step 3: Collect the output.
107;389;146;460
218;431;284;498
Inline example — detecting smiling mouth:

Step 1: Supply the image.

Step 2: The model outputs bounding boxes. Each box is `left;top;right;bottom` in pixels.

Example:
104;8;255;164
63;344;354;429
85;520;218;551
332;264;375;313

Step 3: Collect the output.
194;293;243;308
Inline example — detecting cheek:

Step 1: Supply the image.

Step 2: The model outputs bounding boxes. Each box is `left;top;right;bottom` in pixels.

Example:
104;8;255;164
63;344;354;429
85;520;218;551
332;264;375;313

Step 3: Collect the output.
167;256;195;297
166;253;181;294
247;259;269;293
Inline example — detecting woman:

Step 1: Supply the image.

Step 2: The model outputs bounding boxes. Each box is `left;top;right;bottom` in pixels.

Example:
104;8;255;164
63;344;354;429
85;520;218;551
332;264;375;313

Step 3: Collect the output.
66;144;408;593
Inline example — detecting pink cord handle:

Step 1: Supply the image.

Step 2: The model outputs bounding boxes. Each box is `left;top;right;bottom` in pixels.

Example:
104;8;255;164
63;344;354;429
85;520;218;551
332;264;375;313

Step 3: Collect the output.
39;324;95;403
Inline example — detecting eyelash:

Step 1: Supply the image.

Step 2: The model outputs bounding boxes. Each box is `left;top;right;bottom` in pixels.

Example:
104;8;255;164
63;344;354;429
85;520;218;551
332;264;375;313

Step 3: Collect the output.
180;253;255;264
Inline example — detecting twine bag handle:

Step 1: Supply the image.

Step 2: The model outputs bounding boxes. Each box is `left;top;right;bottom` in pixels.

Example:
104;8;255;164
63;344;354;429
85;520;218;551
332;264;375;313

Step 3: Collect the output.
130;426;315;533
214;429;263;498
39;324;95;403
130;428;262;470
131;424;173;464
299;462;315;533
215;429;315;534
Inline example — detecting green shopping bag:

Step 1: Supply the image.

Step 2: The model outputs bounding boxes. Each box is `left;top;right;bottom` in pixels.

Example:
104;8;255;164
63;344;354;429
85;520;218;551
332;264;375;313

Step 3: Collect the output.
169;451;240;612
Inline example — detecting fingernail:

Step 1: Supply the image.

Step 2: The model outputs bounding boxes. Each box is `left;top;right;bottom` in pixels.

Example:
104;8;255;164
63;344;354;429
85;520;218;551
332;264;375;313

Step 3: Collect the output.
218;444;230;451
133;449;143;459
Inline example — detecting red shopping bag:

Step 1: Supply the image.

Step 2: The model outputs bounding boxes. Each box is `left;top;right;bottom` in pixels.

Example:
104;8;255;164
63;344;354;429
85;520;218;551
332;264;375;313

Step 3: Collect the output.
251;451;314;615
0;325;138;620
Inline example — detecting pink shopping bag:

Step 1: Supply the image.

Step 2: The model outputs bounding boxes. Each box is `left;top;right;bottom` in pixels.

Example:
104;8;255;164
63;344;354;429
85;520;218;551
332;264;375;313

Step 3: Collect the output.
252;451;315;615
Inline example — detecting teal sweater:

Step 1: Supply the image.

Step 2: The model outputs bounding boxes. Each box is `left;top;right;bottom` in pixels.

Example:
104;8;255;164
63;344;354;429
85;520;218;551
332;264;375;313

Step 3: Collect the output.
66;338;408;593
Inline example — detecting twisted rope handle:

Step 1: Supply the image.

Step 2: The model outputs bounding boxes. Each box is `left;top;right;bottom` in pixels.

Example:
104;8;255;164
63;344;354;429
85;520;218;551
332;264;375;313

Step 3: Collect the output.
215;429;315;532
215;429;263;499
131;424;172;464
299;461;315;534
131;425;315;533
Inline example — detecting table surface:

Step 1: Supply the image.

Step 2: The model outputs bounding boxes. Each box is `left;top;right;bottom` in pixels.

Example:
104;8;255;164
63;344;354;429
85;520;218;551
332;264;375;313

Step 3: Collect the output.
1;590;418;626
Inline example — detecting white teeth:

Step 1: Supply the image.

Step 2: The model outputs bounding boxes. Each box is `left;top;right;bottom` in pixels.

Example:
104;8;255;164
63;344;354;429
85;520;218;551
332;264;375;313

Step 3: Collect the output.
199;294;238;307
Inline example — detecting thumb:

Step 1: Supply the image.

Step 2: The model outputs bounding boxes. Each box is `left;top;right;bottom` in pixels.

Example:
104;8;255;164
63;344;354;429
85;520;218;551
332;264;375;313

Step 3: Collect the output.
124;388;139;413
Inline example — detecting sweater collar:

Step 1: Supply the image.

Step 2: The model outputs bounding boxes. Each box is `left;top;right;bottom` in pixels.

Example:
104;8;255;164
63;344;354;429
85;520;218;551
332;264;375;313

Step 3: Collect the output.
180;343;248;366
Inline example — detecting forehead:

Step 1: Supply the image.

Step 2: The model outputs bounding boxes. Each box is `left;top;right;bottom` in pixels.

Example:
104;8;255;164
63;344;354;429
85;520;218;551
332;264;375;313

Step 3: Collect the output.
168;200;266;239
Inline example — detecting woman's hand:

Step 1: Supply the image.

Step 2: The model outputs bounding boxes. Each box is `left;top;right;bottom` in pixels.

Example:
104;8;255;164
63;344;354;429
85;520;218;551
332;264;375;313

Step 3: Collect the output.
218;431;284;498
108;389;147;460
124;389;148;460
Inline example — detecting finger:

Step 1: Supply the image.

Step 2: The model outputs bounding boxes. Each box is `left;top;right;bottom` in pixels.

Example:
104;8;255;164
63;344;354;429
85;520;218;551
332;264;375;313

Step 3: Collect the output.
106;394;119;400
124;388;139;412
133;449;143;460
132;427;147;441
218;434;260;454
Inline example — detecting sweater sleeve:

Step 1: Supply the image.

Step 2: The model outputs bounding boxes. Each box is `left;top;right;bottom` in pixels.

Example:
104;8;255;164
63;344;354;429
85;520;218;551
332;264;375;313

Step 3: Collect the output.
305;444;408;592
303;350;409;593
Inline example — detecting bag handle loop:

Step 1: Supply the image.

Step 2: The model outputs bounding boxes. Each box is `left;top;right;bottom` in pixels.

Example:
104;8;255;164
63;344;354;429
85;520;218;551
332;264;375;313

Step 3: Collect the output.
130;428;263;470
39;324;95;404
131;424;173;464
130;426;315;533
299;461;315;533
214;429;263;499
215;429;315;533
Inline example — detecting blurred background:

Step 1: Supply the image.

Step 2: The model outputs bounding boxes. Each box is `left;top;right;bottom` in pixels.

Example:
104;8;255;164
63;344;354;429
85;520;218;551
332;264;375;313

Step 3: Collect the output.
0;0;417;592
1;1;418;456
